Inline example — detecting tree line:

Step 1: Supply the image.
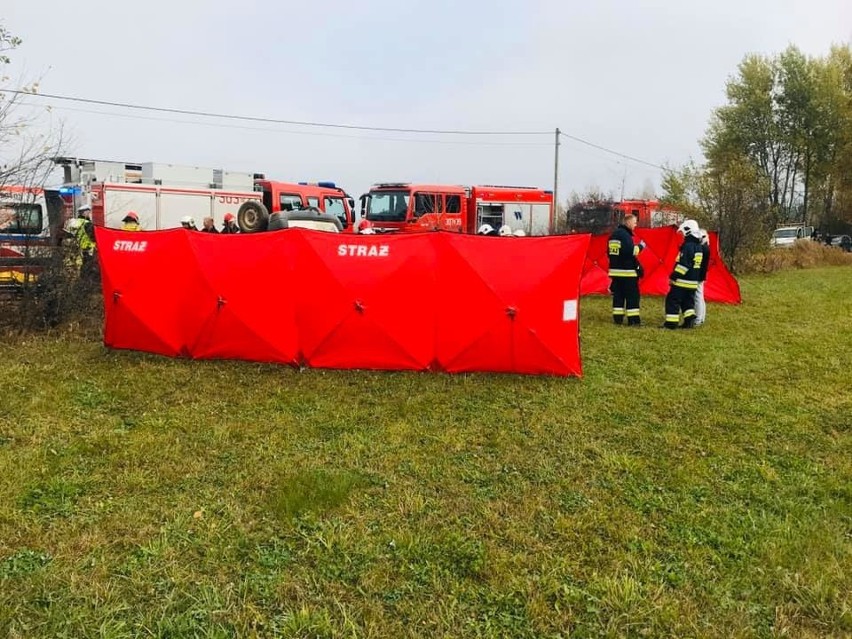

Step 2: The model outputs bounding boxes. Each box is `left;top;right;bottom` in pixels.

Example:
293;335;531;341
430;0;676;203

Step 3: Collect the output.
661;45;852;271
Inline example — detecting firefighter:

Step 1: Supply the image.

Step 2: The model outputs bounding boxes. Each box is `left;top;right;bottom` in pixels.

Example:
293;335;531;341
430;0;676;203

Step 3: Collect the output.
180;216;198;231
201;217;219;233
607;213;646;325
477;224;498;236
121;211;141;231
694;229;711;326
221;213;239;234
663;219;702;329
74;205;97;280
357;218;374;234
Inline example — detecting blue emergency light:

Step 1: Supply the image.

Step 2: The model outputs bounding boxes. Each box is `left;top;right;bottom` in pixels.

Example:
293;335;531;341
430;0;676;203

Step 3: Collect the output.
297;181;337;188
59;186;82;196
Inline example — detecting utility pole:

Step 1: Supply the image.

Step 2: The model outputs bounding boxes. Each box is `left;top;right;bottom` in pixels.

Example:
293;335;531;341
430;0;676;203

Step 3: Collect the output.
553;127;560;234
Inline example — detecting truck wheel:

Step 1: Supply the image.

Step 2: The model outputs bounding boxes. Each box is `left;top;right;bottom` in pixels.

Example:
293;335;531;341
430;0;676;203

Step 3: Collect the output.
237;201;270;233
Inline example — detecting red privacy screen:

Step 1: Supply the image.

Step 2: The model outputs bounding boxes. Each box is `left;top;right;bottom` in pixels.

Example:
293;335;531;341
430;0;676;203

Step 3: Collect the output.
97;228;591;377
579;227;741;303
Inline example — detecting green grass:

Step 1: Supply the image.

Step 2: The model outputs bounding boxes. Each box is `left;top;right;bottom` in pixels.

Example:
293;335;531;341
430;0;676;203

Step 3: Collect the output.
0;266;850;638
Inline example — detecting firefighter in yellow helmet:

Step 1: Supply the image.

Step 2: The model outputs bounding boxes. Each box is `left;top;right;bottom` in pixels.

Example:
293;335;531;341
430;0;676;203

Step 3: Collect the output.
121;211;141;231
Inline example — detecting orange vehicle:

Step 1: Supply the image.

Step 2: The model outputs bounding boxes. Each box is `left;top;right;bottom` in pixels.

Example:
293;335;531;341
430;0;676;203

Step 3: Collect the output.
361;183;554;235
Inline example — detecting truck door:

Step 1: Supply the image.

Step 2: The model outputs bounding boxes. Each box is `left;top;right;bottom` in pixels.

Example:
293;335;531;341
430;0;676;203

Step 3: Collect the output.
323;195;350;229
412;192;438;229
441;193;463;232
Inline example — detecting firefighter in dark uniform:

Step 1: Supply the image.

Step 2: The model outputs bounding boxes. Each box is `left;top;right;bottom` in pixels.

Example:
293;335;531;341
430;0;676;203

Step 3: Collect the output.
220;213;240;234
694;229;711;326
664;219;703;329
607;213;646;325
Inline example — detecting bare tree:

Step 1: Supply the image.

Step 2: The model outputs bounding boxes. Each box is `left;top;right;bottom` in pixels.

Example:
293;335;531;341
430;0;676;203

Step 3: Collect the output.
1;23;76;328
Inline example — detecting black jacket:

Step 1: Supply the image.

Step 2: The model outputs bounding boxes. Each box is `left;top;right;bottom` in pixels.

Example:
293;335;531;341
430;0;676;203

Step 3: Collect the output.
220;223;239;234
670;235;702;290
607;224;643;278
697;242;710;282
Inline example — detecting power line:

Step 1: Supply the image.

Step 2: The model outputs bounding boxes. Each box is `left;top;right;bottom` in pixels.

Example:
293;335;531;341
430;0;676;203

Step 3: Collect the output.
18;100;553;147
2;89;552;136
559;131;666;170
4;88;669;170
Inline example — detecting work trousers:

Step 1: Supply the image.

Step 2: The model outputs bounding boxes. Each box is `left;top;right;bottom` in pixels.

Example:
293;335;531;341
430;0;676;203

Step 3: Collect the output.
664;286;696;329
611;277;641;325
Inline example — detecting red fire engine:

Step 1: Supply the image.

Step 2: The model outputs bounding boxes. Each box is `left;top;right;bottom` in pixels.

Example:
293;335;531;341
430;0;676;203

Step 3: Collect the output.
0;186;69;293
567;199;682;234
55;157;357;233
361;183;554;235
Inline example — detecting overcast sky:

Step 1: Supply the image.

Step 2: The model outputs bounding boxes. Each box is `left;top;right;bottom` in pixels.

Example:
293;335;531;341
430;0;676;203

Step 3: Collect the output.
5;0;851;201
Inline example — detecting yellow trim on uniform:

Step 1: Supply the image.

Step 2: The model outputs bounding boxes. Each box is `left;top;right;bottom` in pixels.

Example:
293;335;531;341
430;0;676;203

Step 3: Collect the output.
612;308;625;315
609;269;638;277
674;264;688;275
665;314;680;322
673;279;698;289
683;309;696;318
626;309;640;317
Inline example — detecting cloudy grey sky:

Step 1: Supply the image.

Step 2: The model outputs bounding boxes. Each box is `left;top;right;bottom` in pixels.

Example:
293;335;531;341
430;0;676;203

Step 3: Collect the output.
5;0;851;201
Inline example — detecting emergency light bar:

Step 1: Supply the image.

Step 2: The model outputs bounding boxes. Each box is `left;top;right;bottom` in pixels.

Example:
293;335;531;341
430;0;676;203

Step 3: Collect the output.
59;186;82;195
297;181;337;189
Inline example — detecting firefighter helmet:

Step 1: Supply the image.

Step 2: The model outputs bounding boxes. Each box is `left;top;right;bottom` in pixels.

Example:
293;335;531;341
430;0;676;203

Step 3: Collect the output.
122;211;139;223
498;225;513;236
699;229;709;245
477;224;494;235
678;219;699;237
224;212;235;223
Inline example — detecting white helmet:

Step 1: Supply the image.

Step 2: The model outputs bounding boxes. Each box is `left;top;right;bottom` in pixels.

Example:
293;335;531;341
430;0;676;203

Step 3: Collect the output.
180;215;195;225
498;225;513;237
477;224;494;235
678;219;699;237
699;229;709;245
513;229;526;237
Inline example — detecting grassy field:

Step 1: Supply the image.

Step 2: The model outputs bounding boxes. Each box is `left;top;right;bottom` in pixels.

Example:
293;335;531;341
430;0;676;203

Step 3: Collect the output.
0;266;850;638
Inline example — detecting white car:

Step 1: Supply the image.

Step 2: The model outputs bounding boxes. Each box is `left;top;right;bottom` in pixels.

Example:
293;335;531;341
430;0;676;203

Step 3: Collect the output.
771;226;813;248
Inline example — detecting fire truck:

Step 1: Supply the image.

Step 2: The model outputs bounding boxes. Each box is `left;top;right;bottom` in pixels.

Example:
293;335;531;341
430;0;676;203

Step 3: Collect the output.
567;199;682;234
361;183;554;235
55;157;356;233
0;186;67;293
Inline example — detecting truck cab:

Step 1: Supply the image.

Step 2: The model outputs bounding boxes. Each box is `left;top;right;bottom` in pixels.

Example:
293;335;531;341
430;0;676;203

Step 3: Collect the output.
362;183;468;233
0;187;67;292
254;180;355;231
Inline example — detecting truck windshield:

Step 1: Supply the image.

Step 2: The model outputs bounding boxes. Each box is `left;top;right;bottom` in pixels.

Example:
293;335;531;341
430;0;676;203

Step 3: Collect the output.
773;228;799;239
366;191;410;222
0;203;43;235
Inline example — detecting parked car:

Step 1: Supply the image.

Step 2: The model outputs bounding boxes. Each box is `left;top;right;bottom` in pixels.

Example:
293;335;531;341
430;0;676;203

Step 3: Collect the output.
829;234;852;252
